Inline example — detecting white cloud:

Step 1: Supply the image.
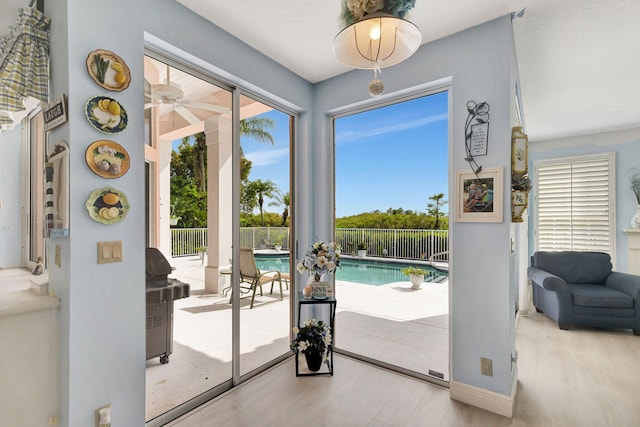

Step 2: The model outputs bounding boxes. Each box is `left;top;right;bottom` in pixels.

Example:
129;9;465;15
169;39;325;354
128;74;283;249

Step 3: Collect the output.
337;113;448;144
244;147;289;166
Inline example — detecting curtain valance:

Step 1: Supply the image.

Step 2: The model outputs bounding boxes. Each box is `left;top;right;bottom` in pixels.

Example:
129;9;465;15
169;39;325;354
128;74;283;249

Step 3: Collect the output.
0;6;50;127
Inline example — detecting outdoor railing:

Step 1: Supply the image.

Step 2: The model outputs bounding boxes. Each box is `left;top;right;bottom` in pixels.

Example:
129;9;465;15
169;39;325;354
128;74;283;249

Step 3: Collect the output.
171;227;290;257
172;227;448;262
335;228;448;261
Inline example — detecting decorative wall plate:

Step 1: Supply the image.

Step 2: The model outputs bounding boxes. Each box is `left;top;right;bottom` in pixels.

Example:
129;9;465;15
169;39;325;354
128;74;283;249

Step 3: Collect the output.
86;49;131;91
85;96;128;134
86;140;130;178
86;186;130;225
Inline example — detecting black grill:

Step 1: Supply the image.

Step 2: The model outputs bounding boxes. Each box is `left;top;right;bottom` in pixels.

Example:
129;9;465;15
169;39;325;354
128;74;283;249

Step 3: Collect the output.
145;247;190;364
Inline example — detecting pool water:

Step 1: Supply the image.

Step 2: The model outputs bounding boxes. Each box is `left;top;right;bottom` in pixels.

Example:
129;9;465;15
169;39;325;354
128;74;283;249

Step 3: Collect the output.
254;256;447;286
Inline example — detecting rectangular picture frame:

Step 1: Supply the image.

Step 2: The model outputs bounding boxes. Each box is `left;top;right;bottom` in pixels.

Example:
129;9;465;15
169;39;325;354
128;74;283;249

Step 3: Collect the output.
455;167;503;223
511;126;528;174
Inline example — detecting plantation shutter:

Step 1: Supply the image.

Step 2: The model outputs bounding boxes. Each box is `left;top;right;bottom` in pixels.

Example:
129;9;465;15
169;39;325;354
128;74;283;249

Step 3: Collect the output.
535;153;614;255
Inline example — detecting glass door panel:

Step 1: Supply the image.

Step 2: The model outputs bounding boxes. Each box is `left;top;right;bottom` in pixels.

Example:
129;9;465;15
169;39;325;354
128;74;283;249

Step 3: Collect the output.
333;91;450;382
237;94;293;377
144;55;234;422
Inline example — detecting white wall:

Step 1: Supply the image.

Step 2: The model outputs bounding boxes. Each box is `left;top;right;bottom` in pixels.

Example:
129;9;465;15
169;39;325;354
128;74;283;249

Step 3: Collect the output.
46;0;315;425
314;15;519;400
0;0;27;35
0;129;22;268
31;1;522;423
528;127;640;273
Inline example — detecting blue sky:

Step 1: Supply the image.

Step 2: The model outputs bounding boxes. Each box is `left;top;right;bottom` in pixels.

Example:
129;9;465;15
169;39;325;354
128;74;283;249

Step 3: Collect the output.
174;91;449;218
335;91;449;217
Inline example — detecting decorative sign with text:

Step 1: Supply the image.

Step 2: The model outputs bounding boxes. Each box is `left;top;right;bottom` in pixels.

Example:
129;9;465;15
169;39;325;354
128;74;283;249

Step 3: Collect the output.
311;281;329;298
470;122;489;156
44;95;68;131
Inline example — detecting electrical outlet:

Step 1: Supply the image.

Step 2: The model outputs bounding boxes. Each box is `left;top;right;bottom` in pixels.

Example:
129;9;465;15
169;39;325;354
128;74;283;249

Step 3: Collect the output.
481;357;493;376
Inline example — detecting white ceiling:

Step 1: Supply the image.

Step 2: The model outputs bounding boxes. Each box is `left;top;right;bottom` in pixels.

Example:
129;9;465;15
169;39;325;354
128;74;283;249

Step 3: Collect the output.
177;0;640;142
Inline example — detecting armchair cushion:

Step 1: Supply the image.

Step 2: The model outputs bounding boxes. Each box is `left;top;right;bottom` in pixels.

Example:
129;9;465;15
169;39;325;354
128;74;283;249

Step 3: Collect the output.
570;284;634;309
532;251;612;284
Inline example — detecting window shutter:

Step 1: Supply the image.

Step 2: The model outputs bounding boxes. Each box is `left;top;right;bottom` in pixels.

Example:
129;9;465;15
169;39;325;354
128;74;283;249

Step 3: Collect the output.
535;154;614;255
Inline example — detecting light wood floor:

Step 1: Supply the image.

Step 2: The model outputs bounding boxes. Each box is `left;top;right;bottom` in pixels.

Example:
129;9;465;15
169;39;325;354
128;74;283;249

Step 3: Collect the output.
168;313;640;427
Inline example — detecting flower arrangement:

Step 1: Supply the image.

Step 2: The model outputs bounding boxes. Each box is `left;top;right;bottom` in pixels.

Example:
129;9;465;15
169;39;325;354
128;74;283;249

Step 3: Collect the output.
296;240;341;281
290;318;332;362
340;0;417;27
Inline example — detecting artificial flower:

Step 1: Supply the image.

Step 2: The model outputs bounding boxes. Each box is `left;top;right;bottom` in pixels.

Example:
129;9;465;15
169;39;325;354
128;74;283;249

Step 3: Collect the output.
296;240;341;279
383;0;416;18
364;0;385;14
347;0;366;21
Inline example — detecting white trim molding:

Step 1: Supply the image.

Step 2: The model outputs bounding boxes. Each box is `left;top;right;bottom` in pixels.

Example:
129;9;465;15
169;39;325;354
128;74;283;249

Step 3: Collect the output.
450;380;514;418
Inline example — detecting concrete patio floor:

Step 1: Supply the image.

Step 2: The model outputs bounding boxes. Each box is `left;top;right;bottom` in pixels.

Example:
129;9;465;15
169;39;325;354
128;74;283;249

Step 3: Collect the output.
146;255;449;422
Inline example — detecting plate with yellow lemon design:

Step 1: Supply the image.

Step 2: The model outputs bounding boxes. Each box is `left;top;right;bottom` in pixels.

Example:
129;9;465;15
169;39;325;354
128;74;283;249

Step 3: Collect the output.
85;95;128;134
86;49;131;91
86;186;130;225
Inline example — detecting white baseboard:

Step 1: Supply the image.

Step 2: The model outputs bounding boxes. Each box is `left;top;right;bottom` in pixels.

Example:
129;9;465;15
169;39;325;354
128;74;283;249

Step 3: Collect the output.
450;380;514;418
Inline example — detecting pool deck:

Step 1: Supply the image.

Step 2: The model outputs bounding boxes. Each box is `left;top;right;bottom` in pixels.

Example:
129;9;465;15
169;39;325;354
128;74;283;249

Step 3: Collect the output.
146;254;449;422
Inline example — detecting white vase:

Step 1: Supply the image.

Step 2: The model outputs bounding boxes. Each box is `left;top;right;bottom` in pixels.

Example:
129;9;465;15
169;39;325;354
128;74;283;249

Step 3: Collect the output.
631;206;640;229
409;274;424;289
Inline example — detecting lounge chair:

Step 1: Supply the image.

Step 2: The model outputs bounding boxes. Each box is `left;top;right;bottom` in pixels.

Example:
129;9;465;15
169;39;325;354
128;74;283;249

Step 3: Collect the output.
238;247;285;308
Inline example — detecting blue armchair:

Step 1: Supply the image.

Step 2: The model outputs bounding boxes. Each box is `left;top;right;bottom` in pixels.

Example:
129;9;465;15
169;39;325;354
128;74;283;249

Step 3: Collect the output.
528;251;640;335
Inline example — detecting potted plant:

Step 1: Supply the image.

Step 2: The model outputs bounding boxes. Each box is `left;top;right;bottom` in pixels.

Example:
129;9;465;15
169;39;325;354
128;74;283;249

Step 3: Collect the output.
357;241;368;257
401;266;428;289
274;240;283;251
334;243;342;255
169;205;181;226
290;318;332;372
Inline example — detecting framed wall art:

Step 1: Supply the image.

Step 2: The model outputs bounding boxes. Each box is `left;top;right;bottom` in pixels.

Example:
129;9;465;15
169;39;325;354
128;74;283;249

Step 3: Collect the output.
455;167;503;223
511;126;528;174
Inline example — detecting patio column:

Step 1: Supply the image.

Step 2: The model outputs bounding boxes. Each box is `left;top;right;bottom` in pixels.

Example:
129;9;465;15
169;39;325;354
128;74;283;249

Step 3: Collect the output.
204;115;233;293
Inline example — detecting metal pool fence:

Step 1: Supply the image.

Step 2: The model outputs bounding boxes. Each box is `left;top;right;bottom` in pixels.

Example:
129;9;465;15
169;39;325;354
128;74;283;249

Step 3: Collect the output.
171;227;449;262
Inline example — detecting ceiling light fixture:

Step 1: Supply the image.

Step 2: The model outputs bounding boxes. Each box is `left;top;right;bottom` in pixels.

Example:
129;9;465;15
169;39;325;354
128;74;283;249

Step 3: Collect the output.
333;1;421;97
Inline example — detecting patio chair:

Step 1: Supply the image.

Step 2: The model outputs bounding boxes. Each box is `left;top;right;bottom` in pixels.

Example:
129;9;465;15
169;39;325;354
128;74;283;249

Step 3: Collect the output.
238;247;284;308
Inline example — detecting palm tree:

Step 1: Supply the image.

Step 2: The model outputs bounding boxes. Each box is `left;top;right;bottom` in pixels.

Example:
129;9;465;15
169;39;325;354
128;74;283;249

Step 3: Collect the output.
427;193;447;229
247;179;281;226
180;131;207;192
240;117;275;146
269;191;291;225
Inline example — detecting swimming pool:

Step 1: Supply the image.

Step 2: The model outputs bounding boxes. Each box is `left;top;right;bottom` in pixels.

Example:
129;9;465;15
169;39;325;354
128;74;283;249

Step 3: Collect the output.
254;255;447;286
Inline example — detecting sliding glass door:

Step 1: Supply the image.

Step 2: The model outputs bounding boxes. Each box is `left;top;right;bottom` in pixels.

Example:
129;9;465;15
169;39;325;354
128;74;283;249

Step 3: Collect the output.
143;54;295;424
333;91;450;382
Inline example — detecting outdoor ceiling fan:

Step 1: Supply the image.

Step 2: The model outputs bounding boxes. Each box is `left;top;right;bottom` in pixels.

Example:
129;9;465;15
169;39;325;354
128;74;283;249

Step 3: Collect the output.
144;64;229;125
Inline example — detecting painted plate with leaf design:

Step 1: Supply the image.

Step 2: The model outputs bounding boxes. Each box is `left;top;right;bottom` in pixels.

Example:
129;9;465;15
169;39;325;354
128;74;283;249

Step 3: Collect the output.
85;95;128;134
86;49;131;91
86;140;130;178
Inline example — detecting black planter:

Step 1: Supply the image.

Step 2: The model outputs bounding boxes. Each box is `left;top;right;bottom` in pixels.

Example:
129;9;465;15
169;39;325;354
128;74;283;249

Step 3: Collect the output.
304;349;323;372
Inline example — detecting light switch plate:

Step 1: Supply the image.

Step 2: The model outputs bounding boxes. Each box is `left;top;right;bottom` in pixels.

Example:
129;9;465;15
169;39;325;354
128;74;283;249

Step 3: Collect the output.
98;241;123;264
481;357;493;376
